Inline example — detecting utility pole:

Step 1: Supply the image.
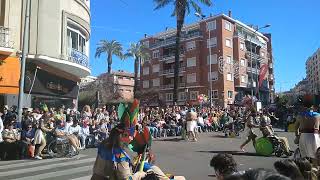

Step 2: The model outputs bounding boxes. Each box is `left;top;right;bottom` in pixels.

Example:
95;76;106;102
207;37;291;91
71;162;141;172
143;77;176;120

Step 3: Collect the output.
17;0;31;122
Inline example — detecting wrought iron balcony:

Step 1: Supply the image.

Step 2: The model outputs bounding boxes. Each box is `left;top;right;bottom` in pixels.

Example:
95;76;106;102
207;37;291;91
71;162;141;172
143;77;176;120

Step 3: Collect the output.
68;48;90;68
246;67;260;74
245;51;262;61
150;31;202;49
161;82;186;90
0;26;14;49
160;67;186;75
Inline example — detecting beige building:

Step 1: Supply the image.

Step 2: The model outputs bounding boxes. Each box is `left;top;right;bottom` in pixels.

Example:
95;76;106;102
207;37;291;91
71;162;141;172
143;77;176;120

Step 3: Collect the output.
0;0;91;108
306;48;320;95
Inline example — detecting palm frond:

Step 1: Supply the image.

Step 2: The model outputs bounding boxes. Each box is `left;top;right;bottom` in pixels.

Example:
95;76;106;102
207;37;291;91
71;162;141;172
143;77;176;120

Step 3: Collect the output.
154;0;173;10
196;0;212;6
190;0;201;15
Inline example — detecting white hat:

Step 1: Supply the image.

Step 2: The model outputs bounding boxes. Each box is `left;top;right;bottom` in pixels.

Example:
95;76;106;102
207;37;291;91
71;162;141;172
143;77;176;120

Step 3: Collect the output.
4;105;9;109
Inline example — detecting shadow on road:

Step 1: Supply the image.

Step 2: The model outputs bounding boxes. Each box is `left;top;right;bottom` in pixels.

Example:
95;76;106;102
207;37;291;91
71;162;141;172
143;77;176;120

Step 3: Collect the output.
154;138;184;142
196;150;278;158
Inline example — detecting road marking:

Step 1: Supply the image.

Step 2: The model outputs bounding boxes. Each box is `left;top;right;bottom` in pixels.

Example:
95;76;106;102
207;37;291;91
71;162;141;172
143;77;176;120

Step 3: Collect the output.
0;154;87;170
70;175;92;180
0;157;95;177
11;165;92;180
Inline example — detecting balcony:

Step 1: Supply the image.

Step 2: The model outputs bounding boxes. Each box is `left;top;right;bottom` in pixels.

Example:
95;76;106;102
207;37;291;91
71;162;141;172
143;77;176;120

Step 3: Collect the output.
150;31;202;49
161;82;186;90
160;67;186;75
160;53;184;62
246;67;260;74
68;48;90;69
245;51;262;61
269;74;274;80
0;26;14;55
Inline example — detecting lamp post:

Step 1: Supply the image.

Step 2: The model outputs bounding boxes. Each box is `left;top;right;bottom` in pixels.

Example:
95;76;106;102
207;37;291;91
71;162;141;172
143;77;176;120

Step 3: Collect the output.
17;0;31;123
195;12;213;107
249;24;270;105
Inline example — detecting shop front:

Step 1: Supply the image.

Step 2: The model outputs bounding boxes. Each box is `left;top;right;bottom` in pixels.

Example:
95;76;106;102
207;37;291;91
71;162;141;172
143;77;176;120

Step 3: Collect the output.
24;64;79;109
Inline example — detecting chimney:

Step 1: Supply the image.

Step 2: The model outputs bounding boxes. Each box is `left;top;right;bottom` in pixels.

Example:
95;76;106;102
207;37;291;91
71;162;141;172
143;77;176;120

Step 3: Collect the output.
144;34;147;38
228;10;232;17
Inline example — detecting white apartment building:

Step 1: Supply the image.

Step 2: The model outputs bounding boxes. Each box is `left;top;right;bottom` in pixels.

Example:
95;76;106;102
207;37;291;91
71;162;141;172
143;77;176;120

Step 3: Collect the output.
306;48;320;95
0;0;91;108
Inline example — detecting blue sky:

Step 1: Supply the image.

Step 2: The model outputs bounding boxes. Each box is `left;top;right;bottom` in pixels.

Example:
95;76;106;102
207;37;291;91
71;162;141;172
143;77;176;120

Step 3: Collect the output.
90;0;320;92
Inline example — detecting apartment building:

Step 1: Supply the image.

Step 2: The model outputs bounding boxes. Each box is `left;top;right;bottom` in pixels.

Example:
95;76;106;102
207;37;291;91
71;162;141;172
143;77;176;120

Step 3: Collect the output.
306;48;320;94
0;0;91;108
98;70;134;101
140;13;275;107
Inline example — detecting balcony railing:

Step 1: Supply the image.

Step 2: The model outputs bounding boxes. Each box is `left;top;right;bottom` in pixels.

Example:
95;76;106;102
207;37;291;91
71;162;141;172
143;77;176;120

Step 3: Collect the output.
0;26;14;49
161;82;186;89
160;53;184;61
245;51;262;61
246;68;260;74
68;48;90;68
150;31;202;48
160;67;186;75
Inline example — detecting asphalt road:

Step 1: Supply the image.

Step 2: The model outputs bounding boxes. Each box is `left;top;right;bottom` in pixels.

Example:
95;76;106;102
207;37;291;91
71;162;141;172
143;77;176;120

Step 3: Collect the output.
0;129;296;180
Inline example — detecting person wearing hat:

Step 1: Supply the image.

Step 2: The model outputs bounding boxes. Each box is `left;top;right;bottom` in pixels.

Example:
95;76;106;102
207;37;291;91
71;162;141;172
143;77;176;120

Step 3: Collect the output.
295;95;320;166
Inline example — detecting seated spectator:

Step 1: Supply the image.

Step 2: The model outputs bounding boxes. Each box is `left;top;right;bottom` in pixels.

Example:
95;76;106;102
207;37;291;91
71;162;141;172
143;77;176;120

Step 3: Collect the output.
21;123;35;158
210;153;238;180
1;122;20;160
225;168;290;180
80;120;90;149
54;120;80;154
99;118;109;140
274;159;304;180
294;158;318;180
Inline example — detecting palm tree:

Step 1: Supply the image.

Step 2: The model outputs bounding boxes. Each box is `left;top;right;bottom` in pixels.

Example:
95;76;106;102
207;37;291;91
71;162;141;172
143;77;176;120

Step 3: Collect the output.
125;42;150;98
95;40;123;74
154;0;212;104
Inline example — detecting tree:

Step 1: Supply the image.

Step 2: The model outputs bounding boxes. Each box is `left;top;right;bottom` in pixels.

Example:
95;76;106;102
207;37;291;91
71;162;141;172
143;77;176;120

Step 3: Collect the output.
154;0;212;104
125;43;150;98
95;40;124;74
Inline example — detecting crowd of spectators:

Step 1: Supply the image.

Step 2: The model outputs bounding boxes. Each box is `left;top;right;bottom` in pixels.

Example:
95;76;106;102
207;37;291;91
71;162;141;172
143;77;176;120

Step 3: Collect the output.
210;153;320;180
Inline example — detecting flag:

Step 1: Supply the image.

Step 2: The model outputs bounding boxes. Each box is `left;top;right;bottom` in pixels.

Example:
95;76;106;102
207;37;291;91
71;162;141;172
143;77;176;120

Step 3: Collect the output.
258;64;268;87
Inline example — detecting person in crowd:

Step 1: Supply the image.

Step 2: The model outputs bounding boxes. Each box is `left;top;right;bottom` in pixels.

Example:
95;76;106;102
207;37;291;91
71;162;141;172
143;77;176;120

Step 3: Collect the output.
186;109;197;142
240;110;260;152
65;116;74;133
295;95;320;166
274;159;304;180
33;121;47;160
225;168;291;180
55;120;80;154
67;103;78;115
68;119;81;139
197;113;205;132
21;123;35;158
95;108;105;124
81;105;92;119
80;119;90;149
98;118;109;140
210;153;238;180
1;122;20;160
1;105;14;126
294;158;318;180
0;113;3;143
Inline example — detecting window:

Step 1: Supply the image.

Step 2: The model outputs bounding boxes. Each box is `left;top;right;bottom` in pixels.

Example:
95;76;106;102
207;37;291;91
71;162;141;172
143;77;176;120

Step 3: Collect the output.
207;21;216;31
207;54;218;65
187;73;196;83
190;91;199;100
225;21;232;31
153;50;160;58
152;64;159;73
240;42;245;50
240;59;245;66
211;90;218;99
241;75;246;83
187;57;196;67
207;37;217;48
227;73;233;81
226;56;232;64
208;71;218;81
143;41;149;48
225;39;232;48
143;80;149;88
143;67;149;75
186;41;196;51
227;91;233;99
166;93;173;101
178;92;186;101
152;78;160;87
67;28;87;54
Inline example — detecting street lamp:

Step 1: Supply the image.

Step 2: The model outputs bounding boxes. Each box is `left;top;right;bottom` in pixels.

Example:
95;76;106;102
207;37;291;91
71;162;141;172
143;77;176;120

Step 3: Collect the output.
249;24;271;105
195;12;213;107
